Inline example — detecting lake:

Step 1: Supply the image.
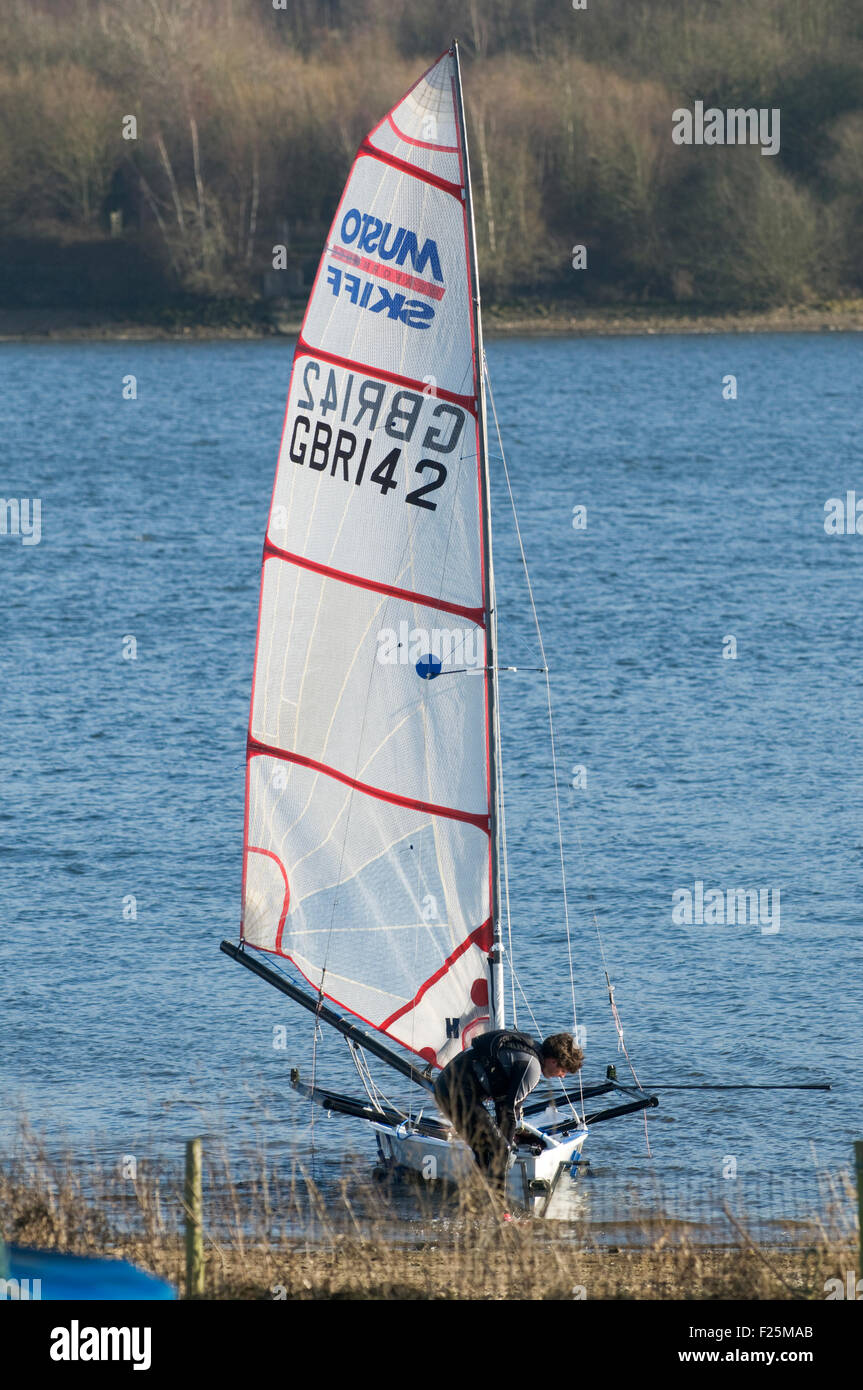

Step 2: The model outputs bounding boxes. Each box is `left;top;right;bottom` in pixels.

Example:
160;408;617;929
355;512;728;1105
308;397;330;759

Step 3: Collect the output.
1;331;860;1236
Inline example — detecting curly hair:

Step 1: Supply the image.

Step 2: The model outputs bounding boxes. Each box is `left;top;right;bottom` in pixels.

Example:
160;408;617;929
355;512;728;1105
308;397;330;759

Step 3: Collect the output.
541;1033;584;1073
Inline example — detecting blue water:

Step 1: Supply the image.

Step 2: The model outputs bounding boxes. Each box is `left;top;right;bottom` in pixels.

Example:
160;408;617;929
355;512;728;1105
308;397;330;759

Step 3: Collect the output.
1;333;860;1235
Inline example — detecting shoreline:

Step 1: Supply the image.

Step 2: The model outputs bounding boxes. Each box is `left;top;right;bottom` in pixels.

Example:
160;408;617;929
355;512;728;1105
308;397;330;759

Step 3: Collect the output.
4;1163;852;1300
2;300;863;344
2;1155;854;1301
5;1232;850;1301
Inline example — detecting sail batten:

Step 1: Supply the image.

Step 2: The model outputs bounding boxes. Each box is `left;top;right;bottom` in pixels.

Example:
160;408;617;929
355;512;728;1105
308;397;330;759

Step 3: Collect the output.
247;736;490;832
293;336;478;412
242;46;498;1067
261;538;486;625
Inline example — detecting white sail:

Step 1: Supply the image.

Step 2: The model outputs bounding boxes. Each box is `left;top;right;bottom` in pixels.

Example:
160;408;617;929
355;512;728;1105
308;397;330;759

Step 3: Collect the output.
241;49;496;1068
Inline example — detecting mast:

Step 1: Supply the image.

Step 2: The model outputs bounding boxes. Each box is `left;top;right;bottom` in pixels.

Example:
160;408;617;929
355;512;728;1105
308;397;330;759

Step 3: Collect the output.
451;40;504;1029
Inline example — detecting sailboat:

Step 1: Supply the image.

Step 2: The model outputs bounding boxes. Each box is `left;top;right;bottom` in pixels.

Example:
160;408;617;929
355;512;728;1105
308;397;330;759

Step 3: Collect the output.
221;41;659;1214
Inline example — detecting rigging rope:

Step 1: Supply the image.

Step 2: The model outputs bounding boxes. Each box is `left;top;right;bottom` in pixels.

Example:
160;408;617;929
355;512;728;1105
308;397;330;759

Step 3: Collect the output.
564;798;651;1152
507;957;544;1038
348;1039;396;1116
485;360;578;1035
485;358;649;1149
308;974;327;1177
506;959;580;1124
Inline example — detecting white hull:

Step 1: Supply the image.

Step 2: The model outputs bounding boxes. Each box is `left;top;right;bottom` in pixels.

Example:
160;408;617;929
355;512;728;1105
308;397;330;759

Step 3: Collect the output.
372;1108;588;1215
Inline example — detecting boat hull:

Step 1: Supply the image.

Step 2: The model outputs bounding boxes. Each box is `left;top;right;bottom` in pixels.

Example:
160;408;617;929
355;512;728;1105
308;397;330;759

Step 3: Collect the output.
371;1119;588;1215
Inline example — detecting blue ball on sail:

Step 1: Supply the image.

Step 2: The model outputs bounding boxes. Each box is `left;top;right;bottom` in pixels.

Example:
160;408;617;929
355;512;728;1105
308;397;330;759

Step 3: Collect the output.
415;653;442;680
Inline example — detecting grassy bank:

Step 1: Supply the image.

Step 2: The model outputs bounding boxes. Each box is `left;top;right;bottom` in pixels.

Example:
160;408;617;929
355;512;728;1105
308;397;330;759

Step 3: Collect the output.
2;298;863;344
91;1239;858;1301
1;1130;856;1300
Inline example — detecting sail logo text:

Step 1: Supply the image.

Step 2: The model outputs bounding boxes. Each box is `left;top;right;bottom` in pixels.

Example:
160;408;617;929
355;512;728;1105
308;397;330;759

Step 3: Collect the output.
326;207;445;328
326;265;435;329
340;208;443;284
672;881;780;933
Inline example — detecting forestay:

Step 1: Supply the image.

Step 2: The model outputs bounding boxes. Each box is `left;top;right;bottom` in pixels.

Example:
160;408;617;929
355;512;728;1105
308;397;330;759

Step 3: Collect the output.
241;50;496;1068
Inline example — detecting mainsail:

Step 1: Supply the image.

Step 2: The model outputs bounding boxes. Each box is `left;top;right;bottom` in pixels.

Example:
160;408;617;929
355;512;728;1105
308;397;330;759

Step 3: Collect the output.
241;46;500;1068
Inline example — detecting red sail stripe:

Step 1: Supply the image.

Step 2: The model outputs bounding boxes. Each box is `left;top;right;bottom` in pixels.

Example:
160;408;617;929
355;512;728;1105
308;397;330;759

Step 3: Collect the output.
386;113;460;153
380;917;494;1030
328;244;446;301
364;47;452;152
357;140;464;200
262;539;485;626
246;847;290;940
295;337;477;415
247;735;491;833
242;939;444;1069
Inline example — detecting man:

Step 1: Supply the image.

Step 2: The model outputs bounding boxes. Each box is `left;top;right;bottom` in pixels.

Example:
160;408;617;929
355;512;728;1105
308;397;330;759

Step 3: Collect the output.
433;1030;584;1195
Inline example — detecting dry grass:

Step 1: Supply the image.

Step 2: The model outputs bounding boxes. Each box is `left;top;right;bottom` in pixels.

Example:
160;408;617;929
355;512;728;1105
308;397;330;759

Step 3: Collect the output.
0;1123;857;1300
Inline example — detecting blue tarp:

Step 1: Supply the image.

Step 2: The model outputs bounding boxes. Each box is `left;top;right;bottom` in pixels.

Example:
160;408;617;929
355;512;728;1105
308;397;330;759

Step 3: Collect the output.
5;1246;176;1300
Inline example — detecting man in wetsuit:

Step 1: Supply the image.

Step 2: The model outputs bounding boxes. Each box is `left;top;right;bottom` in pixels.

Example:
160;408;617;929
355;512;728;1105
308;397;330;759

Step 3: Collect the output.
433;1030;584;1195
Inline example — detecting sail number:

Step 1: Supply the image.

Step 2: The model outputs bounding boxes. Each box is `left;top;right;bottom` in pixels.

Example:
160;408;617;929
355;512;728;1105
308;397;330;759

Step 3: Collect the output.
290;362;468;512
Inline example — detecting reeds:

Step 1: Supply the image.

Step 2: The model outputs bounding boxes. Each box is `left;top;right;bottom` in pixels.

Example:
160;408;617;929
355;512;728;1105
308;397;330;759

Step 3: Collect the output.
1;1121;856;1300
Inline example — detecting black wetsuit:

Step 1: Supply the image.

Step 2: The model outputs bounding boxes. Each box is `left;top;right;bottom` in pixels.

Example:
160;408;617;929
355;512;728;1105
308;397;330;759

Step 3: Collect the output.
433;1030;544;1190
